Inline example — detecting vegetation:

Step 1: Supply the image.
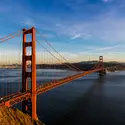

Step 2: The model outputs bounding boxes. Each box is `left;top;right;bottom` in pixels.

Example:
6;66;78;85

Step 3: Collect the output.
0;106;44;125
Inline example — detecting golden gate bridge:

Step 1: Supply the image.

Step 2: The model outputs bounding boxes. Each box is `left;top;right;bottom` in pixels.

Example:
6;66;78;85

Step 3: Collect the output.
0;27;106;120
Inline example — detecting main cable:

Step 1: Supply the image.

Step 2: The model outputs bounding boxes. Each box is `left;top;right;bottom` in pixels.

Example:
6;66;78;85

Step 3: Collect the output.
0;30;21;43
0;30;21;40
36;30;81;71
36;40;79;71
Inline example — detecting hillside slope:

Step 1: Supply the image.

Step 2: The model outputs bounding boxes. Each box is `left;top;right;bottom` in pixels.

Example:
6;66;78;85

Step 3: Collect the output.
0;106;45;125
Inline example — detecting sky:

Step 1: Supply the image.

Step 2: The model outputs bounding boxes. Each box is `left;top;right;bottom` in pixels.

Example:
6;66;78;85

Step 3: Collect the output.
0;0;125;64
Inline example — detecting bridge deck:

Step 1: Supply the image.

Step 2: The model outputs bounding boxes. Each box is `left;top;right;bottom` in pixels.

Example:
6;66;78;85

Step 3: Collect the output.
1;68;104;107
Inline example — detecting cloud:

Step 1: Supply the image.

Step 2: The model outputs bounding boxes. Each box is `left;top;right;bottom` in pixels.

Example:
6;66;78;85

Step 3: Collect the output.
1;0;125;44
56;24;62;27
88;45;121;52
71;33;91;40
71;34;81;39
102;0;110;3
78;44;123;55
1;0;125;63
54;15;125;43
20;18;35;26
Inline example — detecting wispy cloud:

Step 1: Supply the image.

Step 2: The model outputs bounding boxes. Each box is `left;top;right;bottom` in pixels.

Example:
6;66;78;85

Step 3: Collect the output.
1;0;125;44
78;44;123;55
56;24;62;27
88;45;121;52
71;33;91;40
20;18;35;26
102;0;111;3
1;0;125;62
71;34;81;40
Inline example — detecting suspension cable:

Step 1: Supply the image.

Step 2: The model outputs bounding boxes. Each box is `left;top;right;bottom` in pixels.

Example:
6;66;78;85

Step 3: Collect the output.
36;40;79;71
0;31;21;43
0;30;21;40
36;30;81;71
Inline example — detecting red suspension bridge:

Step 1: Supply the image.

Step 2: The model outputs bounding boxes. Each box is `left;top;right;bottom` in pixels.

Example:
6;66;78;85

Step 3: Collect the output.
0;27;106;120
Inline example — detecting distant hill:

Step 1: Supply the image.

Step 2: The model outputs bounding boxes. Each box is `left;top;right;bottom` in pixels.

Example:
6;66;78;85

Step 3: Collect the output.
1;61;125;72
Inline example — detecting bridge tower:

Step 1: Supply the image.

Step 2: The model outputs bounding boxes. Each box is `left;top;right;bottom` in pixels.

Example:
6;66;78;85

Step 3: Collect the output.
22;27;37;119
99;56;106;76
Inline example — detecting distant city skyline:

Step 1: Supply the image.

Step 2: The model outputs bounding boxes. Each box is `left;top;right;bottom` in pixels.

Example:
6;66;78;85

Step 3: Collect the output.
0;51;124;65
0;0;125;63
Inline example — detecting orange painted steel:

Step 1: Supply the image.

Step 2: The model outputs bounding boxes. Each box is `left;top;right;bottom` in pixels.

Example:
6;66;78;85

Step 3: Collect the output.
4;92;31;106
22;27;37;119
2;67;104;107
22;28;27;113
31;27;37;119
36;68;104;95
0;27;105;120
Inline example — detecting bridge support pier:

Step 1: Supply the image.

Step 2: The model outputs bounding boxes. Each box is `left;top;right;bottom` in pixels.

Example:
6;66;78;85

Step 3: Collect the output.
99;69;106;76
22;27;37;120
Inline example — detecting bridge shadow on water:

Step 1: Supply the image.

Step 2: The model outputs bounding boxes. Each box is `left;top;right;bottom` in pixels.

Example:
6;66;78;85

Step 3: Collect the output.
1;69;125;125
54;76;107;125
52;75;125;125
